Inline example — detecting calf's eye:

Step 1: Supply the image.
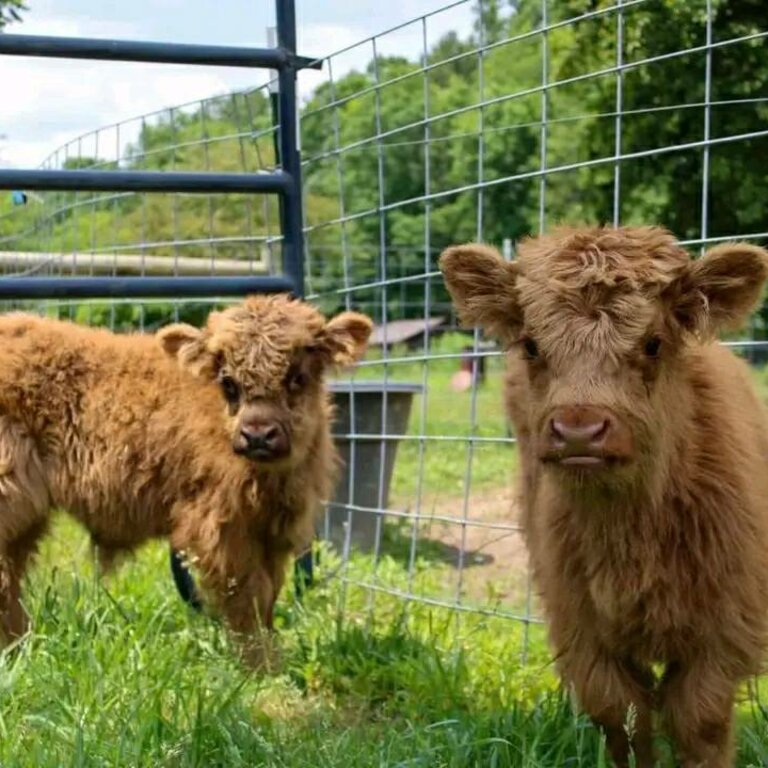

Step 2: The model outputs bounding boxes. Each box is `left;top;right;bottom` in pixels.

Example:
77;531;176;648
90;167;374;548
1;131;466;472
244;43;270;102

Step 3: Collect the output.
220;375;240;404
288;369;308;392
644;336;662;358
521;336;539;360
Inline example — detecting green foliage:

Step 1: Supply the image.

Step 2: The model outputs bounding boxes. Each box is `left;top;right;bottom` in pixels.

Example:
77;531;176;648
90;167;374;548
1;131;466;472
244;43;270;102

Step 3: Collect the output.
0;0;24;28
70;301;219;333
556;0;768;335
1;0;766;331
557;0;767;236
3;512;768;766
301;0;767;323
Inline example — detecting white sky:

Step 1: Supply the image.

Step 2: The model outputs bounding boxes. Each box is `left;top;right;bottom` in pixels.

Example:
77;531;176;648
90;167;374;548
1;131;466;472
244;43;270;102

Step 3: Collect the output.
1;0;473;168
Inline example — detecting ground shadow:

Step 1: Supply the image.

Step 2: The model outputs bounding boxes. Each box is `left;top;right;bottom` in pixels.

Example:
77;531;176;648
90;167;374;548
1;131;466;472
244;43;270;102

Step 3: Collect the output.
322;517;495;569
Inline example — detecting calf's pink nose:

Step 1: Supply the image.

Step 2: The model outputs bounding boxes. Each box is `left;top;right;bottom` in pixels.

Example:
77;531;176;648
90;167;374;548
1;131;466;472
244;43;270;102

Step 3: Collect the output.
550;417;608;447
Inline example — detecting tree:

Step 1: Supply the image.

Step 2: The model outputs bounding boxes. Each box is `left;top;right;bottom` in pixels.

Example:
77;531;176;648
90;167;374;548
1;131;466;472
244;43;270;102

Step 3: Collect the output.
0;0;25;28
555;0;768;240
553;0;768;335
473;0;507;45
3;0;766;331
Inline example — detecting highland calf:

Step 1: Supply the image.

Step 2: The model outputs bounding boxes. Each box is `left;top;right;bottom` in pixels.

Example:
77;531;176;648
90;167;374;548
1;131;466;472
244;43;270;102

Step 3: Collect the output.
0;294;372;664
440;227;768;767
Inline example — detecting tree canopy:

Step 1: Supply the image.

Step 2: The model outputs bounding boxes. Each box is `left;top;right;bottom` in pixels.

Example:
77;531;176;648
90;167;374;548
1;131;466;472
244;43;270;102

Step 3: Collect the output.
0;0;25;28
0;0;766;330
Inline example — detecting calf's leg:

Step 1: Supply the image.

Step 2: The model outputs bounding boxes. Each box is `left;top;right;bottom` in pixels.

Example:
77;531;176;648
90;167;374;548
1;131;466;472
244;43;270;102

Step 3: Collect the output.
214;568;280;672
189;539;281;671
559;639;656;768
661;659;737;768
0;518;48;642
176;513;291;672
0;423;50;643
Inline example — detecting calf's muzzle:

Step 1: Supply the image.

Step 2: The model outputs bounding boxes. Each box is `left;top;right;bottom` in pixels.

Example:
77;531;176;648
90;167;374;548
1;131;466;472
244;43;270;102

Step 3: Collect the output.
541;405;633;468
234;418;290;461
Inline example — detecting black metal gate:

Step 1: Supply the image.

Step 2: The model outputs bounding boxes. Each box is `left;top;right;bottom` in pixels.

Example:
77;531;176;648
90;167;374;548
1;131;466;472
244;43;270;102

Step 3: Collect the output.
0;0;317;300
0;0;320;601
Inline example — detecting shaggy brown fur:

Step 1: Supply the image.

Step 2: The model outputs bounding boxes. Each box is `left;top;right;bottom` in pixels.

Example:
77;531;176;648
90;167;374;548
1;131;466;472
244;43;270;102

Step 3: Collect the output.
440;226;768;767
0;294;372;665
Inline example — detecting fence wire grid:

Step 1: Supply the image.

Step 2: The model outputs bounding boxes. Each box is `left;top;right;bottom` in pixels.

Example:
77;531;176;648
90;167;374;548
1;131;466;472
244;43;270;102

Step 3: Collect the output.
1;0;767;656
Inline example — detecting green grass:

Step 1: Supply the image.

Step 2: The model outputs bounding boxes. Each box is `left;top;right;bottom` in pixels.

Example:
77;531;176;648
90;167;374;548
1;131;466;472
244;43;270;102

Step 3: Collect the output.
0;517;564;767
2;343;768;766
3;516;768;767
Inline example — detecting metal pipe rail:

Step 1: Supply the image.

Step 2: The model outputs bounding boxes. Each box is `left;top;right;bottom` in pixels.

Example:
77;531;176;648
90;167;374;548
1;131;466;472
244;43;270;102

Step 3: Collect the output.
0;169;293;194
0;33;322;70
0;276;295;300
0;0;313;299
0;250;270;276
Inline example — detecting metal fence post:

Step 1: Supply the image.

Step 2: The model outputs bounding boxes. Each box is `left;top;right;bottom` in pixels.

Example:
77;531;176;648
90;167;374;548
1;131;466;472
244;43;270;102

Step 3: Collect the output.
276;0;305;301
275;0;315;596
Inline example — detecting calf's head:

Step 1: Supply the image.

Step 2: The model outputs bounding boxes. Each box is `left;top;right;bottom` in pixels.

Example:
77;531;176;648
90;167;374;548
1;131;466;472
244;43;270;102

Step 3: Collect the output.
440;227;768;486
157;295;372;467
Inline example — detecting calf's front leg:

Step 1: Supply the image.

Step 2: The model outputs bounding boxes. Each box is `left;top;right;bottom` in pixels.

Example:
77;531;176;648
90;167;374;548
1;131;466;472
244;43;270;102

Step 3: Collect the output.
220;571;278;671
660;658;738;768
556;630;656;768
200;550;288;673
176;513;292;671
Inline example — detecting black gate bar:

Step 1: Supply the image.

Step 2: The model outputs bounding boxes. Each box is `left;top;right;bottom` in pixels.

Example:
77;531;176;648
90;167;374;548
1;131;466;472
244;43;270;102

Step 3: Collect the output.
0;275;295;300
0;0;315;296
0;169;293;195
276;0;306;313
0;33;322;70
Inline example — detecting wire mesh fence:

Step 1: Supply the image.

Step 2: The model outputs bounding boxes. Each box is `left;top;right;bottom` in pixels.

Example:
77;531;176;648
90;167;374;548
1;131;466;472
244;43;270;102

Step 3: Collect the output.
0;0;767;657
300;0;768;656
0;80;287;331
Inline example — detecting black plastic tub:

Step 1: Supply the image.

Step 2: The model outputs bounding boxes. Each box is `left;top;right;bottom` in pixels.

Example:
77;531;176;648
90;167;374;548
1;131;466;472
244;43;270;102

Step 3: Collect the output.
326;380;424;551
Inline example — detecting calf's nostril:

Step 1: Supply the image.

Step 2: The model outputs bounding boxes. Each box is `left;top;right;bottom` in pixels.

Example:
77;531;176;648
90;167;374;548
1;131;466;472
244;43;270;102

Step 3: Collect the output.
590;420;609;442
550;419;567;442
262;425;281;444
241;423;286;453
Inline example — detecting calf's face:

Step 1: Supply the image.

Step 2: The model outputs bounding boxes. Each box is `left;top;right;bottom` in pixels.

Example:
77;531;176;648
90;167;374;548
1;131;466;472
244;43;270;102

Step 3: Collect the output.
157;295;372;467
440;227;768;486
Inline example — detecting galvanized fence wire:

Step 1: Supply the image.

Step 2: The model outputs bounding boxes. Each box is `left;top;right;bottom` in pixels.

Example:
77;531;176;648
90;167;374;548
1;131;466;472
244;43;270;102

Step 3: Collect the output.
0;77;290;328
0;0;766;654
0;82;283;282
299;0;768;650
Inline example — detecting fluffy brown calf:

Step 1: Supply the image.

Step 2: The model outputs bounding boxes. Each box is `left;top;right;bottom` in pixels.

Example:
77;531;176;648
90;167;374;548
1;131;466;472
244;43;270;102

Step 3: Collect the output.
440;227;768;767
0;294;372;663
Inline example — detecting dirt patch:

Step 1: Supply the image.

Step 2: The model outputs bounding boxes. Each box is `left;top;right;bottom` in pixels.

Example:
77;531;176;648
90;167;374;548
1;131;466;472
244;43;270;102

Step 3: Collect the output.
396;486;535;609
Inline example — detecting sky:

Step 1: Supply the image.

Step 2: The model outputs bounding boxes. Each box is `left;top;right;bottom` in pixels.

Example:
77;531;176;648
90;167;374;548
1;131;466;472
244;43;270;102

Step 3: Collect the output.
1;0;473;168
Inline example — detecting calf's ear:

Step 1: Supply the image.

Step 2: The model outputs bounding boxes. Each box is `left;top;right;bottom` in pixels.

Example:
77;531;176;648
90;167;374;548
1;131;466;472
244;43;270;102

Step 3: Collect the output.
157;323;218;379
439;243;522;339
316;312;374;367
671;243;768;336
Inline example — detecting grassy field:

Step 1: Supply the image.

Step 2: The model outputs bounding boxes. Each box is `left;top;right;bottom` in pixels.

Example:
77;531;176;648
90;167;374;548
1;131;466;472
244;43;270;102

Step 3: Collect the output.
1;338;768;766
4;519;768;767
